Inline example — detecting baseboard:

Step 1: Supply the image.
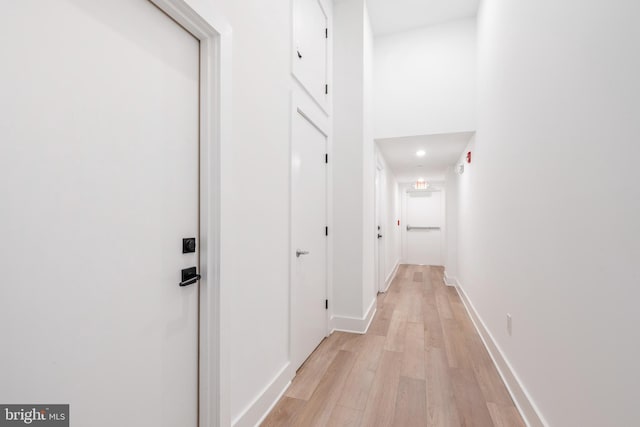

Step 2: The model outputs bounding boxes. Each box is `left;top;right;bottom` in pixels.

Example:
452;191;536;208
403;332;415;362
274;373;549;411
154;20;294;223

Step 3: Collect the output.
383;259;400;292
232;362;293;427
443;270;458;287
454;283;548;427
330;298;377;334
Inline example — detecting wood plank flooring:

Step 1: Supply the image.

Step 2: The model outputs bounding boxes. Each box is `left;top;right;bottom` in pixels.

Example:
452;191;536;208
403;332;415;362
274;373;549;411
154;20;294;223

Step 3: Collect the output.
262;265;525;427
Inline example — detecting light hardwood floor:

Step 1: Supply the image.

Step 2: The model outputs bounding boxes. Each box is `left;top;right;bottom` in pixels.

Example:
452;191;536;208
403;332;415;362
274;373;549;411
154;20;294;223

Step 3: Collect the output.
262;265;525;427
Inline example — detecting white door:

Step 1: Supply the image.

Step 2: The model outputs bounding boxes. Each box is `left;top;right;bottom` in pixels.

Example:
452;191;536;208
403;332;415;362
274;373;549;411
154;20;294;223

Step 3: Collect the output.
0;1;200;426
293;0;328;105
375;169;385;292
291;109;327;370
405;191;443;265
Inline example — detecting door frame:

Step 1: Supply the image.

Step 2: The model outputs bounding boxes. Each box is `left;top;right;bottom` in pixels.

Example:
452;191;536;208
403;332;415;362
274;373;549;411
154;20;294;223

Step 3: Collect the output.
148;1;231;426
289;92;331;371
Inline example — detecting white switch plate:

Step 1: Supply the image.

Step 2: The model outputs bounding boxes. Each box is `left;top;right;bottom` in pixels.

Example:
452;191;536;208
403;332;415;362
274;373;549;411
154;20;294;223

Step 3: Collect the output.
506;313;512;336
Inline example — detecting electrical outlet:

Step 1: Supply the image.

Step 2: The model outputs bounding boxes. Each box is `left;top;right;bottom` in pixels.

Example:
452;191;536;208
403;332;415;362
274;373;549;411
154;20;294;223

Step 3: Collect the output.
506;314;512;336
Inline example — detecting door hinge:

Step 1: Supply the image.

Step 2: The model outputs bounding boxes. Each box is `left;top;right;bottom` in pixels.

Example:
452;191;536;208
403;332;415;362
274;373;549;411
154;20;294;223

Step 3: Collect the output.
325;299;328;310
325;226;328;236
325;153;328;164
325;84;328;95
325;28;328;39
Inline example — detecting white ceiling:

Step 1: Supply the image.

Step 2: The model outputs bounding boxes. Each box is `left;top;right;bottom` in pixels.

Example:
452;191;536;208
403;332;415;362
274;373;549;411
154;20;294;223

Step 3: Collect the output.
366;0;479;36
377;132;473;183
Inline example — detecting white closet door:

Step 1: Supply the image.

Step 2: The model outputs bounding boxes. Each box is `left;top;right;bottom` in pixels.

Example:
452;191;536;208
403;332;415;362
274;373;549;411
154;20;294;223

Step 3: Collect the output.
294;0;328;105
291;109;328;370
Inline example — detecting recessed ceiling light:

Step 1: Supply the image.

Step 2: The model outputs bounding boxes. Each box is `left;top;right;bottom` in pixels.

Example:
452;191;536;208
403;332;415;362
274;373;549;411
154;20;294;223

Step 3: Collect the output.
416;150;426;157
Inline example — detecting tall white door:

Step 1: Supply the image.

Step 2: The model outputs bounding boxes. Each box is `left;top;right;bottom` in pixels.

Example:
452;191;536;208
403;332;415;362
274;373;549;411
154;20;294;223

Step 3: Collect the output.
375;169;385;292
293;0;328;105
291;110;327;370
405;191;443;265
0;1;200;426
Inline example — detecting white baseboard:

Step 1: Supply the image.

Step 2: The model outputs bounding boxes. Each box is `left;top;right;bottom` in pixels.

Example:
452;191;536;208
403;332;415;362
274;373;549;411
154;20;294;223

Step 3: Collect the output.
454;283;548;427
443;270;458;287
330;298;377;334
232;362;293;427
382;259;401;292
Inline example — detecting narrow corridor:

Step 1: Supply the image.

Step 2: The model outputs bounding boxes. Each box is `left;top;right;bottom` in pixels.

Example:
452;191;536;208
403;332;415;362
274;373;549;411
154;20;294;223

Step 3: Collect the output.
262;265;524;426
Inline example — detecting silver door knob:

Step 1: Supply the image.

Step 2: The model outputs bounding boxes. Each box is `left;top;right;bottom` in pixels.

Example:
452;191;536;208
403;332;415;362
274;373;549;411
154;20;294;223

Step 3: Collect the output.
296;249;310;258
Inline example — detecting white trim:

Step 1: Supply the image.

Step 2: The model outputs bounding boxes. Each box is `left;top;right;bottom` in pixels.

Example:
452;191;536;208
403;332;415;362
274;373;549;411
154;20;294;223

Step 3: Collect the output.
330;298;377;334
454;282;548;427
148;1;231;426
443;270;457;287
231;363;293;427
382;259;400;292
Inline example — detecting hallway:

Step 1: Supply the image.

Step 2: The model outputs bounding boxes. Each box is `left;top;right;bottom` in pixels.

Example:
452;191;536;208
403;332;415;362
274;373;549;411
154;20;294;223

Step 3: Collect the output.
3;1;638;424
262;265;524;426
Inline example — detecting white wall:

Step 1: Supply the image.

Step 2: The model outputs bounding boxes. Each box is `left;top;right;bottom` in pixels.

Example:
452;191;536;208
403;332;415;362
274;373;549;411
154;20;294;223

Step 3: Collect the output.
333;0;364;319
455;1;640;425
332;0;377;326
183;0;333;425
374;18;476;139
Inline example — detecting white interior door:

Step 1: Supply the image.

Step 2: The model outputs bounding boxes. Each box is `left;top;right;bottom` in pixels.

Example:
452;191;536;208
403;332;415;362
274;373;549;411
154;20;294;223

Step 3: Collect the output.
293;0;328;105
375;169;385;292
291;109;327;370
405;191;443;265
0;1;200;426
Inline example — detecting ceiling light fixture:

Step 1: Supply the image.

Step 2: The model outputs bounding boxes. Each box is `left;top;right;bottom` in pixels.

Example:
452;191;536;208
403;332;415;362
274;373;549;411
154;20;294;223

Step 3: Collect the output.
416;150;426;157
